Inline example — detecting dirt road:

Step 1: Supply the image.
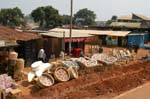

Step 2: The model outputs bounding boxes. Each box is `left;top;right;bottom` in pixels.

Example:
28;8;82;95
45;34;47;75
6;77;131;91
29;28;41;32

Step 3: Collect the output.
113;83;150;99
21;60;150;99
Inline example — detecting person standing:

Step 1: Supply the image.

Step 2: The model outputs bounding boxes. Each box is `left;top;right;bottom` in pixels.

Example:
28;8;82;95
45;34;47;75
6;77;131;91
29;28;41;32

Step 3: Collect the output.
99;47;103;53
79;49;83;57
38;49;46;62
60;50;65;60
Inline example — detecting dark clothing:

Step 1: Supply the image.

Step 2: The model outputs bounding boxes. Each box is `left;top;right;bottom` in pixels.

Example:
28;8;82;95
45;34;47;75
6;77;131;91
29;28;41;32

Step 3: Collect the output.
38;58;44;62
99;47;103;53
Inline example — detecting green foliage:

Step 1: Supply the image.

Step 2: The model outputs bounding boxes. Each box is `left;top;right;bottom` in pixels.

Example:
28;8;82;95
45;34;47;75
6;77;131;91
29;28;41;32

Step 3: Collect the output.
31;6;62;28
111;15;117;22
74;8;96;25
106;20;112;26
62;15;71;25
0;7;24;28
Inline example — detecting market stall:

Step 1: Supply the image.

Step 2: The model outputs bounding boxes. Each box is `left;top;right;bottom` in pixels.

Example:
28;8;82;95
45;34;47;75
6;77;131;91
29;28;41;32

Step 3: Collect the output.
41;28;94;58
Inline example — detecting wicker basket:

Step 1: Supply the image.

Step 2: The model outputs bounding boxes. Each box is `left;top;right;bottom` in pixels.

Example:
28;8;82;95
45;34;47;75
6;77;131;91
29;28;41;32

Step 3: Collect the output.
54;67;70;82
15;58;24;71
37;74;54;88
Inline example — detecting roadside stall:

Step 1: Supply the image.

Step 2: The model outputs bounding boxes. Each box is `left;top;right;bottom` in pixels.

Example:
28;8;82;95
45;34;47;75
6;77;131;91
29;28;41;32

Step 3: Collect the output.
41;28;94;58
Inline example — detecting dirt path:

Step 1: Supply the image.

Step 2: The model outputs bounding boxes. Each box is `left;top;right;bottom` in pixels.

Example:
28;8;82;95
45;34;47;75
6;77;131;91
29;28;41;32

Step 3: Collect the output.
113;83;150;99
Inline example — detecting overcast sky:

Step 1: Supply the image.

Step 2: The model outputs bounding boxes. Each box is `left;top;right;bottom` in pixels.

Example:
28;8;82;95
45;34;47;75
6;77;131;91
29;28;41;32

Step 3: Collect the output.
0;0;150;21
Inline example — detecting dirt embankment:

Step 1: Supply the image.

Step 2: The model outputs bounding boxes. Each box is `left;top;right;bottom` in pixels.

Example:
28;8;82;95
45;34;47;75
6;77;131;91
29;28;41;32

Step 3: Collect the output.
21;60;150;99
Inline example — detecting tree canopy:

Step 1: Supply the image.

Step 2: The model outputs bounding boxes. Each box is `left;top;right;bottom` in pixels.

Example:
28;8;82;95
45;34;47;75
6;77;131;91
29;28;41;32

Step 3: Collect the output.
111;15;117;22
31;6;62;28
74;8;96;25
62;15;71;25
0;7;24;28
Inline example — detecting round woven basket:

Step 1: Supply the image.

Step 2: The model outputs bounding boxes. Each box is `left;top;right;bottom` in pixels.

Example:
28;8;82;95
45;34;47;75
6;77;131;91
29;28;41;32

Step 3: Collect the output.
37;74;54;88
54;67;70;82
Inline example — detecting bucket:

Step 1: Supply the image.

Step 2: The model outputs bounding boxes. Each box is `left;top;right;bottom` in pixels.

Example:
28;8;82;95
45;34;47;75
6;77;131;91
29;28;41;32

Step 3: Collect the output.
31;61;43;71
35;63;52;77
54;67;70;82
37;74;54;88
9;52;18;60
67;67;79;79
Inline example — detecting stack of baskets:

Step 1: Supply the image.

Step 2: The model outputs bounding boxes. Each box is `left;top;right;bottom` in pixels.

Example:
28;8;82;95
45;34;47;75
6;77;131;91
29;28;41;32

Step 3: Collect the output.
8;51;24;80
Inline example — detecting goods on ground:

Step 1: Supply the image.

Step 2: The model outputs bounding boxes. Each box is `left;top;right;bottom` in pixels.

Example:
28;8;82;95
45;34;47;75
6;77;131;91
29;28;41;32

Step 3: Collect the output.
28;61;52;82
75;57;99;67
91;53;117;65
38;74;54;87
35;63;52;77
31;61;43;71
62;61;79;69
28;72;35;82
68;67;79;79
54;67;70;82
0;74;14;93
15;58;24;71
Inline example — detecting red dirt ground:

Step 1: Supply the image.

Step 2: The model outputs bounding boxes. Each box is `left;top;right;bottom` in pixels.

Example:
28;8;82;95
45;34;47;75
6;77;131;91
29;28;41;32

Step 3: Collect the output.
20;60;150;99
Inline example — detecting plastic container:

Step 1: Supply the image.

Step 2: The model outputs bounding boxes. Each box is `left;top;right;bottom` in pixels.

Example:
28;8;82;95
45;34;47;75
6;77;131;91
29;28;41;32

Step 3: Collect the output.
35;63;52;77
31;61;43;71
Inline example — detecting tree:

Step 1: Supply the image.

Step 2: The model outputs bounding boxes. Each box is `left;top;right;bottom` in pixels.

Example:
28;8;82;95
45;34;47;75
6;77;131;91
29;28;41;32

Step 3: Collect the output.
31;6;62;28
0;7;24;28
105;20;112;26
74;8;96;25
62;15;71;25
111;15;117;22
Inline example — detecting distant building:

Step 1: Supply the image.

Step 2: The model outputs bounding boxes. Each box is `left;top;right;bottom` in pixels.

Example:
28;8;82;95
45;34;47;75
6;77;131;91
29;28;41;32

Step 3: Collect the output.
96;21;107;27
110;13;150;28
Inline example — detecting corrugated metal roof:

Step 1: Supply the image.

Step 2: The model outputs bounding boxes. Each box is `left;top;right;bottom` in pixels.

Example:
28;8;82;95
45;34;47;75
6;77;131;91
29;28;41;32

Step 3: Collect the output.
0;25;40;41
41;31;93;38
118;13;150;21
134;14;150;21
89;30;131;37
42;28;131;37
108;31;131;36
110;22;141;28
118;15;132;20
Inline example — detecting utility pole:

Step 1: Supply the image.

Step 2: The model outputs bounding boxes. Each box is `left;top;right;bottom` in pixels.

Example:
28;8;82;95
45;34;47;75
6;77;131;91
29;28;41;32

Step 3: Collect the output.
69;0;73;56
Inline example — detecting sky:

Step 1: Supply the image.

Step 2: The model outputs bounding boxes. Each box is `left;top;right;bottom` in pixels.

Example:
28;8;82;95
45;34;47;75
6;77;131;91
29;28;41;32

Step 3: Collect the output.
0;0;150;21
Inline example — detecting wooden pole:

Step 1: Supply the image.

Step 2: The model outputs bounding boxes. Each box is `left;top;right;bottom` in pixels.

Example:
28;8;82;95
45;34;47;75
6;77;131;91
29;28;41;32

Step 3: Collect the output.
69;0;73;56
